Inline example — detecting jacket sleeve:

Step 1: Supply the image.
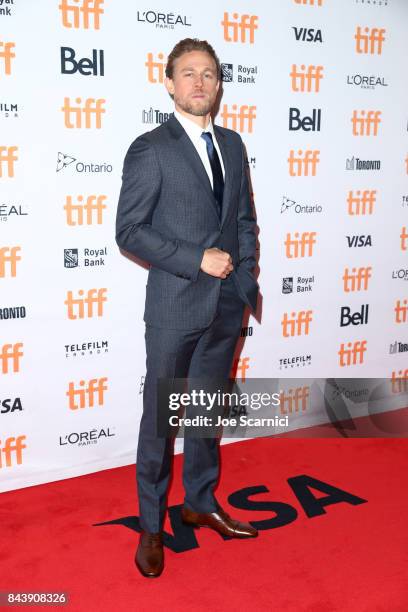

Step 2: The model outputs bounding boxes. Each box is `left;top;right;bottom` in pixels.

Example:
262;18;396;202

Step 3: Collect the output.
115;135;205;282
237;138;257;273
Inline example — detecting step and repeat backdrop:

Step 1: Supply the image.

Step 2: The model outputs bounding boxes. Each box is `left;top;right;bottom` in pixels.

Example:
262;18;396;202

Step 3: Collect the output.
1;0;407;491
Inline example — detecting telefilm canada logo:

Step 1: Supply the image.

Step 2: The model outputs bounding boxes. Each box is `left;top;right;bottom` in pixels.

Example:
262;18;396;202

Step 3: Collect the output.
279;354;312;370
65;339;109;358
56;152;112;173
0;102;18;118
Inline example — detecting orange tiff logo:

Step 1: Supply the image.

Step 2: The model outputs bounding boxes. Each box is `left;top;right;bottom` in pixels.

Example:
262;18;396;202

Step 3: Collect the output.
221;13;258;44
400;226;407;251
66;377;108;410
59;0;104;29
61;98;105;129
65;288;107;319
294;0;323;5
285;232;316;258
0;146;18;177
395;299;408;324
338;341;367;366
231;357;250;381
220;104;256;133
390;370;408;394
355;27;385;55
0;436;26;468
279;387;309;414
343;267;372;292
0;41;15;75
0;246;21;277
288;150;320;176
64;195;107;225
145;52;166;83
290;64;323;92
347;190;376;215
405;155;408;174
0;343;23;374
281;311;312;337
351;111;381;136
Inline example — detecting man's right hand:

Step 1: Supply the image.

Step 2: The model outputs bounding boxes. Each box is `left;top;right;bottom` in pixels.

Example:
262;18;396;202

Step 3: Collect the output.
200;248;234;279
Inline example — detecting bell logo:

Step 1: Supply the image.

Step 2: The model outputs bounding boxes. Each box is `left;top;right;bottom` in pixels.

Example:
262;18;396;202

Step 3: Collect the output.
66;377;108;410
221;13;258;44
294;0;323;5
285;232;317;258
0;246;21;277
338;341;367;367
279;387;309;414
61;98;106;129
64;288;107;320
281;311;313;337
351;111;381;136
355;27;385;55
391;370;408;394
145;52;166;84
220;104;256;133
0;146;18;177
343;267;372;292
64;195;107;225
347;190;376;215
231;357;250;381
288;150;320;176
401;226;407;251
0;436;26;468
0;41;15;75
395;299;408;324
290;64;323;92
59;0;104;30
0;343;23;374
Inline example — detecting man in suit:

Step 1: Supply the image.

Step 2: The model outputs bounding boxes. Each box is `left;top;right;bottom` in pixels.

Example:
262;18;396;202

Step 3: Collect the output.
116;38;259;578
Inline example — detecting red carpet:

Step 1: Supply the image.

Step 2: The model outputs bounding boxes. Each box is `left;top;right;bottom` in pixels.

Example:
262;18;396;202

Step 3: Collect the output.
1;437;407;611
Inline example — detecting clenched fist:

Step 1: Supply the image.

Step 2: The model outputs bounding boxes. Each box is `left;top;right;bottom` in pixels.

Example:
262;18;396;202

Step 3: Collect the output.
200;248;233;279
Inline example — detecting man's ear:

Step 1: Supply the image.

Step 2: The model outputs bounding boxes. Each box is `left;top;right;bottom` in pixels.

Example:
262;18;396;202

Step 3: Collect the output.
164;77;174;96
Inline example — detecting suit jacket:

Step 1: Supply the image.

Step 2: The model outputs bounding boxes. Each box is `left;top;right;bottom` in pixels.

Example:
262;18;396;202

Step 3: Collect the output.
115;114;258;330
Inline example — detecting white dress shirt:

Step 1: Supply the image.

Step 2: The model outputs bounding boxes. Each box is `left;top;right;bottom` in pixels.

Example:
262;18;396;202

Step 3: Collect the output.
174;109;225;189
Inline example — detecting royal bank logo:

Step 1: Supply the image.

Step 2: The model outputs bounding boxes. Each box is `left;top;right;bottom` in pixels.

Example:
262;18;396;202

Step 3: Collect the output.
56;152;112;174
282;276;315;294
221;63;233;82
279;354;312;370
282;277;293;294
221;63;258;84
64;248;78;268
281;196;322;215
65;339;109;358
64;247;107;268
142;107;173;124
346;156;381;171
136;10;191;28
0;0;15;17
346;74;388;89
0;102;18;118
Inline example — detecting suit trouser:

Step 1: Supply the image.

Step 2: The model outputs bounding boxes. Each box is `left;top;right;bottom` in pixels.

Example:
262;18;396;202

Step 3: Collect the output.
136;275;245;533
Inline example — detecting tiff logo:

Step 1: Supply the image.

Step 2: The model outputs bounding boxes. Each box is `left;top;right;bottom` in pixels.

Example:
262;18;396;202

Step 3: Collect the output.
290;64;323;92
281;311;313;337
285;232;317;258
288;150;320;176
0;41;15;75
351;110;381;136
294;0;323;5
64;195;107;225
395;299;408;324
59;0;104;30
279;387;310;414
391;370;408;394
343;267;372;292
220;104;256;133
400;226;407;251
221;13;258;44
0;343;23;374
0;246;21;277
0;146;18;177
61;98;105;129
338;341;367;366
65;288;107;319
231;357;250;381
355;27;385;54
145;52;166;83
347;190;376;215
0;436;26;468
66;377;108;409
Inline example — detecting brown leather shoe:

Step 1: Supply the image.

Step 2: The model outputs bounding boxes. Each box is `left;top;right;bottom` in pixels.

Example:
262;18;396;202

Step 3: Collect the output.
181;506;258;538
135;531;164;578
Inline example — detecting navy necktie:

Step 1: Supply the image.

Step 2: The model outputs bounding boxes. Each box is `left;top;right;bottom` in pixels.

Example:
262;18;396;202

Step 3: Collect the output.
201;131;224;219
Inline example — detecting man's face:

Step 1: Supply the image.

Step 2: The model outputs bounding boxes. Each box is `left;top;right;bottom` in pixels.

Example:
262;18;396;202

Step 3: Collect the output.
165;50;219;117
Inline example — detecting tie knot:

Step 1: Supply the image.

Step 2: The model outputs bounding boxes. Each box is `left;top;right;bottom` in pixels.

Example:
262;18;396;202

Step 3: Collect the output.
201;131;213;145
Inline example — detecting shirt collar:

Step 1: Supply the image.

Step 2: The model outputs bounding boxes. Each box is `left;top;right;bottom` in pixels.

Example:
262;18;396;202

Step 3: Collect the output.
174;109;214;142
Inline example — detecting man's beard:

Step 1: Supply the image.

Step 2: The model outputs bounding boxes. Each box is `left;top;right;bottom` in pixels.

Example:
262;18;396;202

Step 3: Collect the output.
175;95;213;117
